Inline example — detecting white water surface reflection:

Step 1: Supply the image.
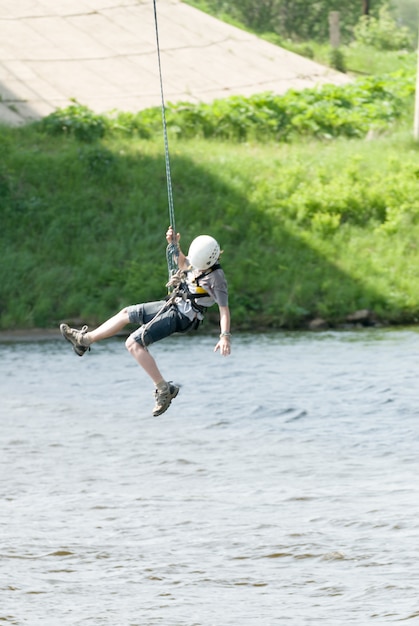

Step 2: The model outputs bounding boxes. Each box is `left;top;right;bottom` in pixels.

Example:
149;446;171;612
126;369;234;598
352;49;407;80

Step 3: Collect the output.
1;329;419;625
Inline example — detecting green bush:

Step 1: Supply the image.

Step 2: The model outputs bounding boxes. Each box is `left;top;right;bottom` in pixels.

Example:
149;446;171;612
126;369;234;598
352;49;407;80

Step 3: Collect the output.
37;70;415;144
40;100;108;142
353;4;413;51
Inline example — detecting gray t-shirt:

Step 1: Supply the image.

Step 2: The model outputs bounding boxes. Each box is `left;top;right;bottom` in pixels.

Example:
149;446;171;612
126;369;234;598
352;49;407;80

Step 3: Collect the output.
175;266;228;320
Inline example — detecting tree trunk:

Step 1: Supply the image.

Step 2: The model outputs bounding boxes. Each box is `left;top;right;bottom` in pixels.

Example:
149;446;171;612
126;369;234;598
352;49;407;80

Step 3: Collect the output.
362;0;370;16
329;11;340;48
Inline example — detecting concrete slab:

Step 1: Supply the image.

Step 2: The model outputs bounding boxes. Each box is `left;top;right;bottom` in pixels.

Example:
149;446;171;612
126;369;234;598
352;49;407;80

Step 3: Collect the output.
0;0;350;125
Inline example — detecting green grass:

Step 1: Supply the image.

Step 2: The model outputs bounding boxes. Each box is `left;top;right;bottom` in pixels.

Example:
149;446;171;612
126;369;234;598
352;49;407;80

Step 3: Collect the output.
181;0;418;77
2;114;419;330
293;41;416;77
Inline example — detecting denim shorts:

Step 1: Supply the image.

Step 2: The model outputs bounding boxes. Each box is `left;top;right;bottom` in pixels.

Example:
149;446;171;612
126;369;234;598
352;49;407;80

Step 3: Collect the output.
127;301;195;347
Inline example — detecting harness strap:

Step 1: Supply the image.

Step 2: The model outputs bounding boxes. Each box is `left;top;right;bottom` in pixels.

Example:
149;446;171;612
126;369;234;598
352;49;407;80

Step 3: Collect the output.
165;263;222;313
184;263;222;312
139;262;223;346
195;263;222;281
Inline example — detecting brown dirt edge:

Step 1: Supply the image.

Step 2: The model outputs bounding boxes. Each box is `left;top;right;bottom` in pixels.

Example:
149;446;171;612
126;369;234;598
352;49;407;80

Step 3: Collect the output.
0;329;62;342
0;329;136;342
0;316;414;342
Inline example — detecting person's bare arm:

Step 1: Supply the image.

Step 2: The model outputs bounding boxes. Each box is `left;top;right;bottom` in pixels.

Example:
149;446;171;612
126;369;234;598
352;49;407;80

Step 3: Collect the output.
214;305;231;356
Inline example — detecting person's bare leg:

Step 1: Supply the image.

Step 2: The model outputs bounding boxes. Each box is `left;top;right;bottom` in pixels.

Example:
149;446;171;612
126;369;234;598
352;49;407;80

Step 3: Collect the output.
125;336;165;385
125;335;179;417
84;308;130;344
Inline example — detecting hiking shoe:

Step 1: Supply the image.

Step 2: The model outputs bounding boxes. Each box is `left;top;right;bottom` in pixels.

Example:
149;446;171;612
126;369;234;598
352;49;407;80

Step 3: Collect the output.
152;382;179;416
60;323;90;356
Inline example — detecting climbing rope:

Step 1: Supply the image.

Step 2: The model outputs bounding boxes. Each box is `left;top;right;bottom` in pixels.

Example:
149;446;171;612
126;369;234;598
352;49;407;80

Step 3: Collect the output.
152;0;178;280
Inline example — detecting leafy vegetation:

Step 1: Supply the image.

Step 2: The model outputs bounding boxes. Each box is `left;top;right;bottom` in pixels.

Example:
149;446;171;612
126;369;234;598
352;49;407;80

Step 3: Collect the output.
353;4;413;50
38;71;415;144
164;73;414;141
183;0;381;42
182;0;417;46
183;0;417;79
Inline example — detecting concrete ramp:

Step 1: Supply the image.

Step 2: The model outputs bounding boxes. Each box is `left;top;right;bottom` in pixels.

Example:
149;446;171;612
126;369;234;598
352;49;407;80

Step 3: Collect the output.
0;0;350;125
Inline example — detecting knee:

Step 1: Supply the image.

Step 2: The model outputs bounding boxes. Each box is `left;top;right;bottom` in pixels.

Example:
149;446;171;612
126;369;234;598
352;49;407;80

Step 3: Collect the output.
125;335;135;352
125;335;145;353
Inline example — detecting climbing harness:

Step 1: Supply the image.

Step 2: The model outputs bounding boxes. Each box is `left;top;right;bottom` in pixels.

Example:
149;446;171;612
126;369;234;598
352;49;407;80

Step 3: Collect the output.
152;0;178;280
167;264;222;314
138;263;222;346
136;269;188;347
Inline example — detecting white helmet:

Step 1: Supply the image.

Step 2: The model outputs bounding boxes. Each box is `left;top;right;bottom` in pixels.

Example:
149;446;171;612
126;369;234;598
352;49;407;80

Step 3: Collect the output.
188;235;220;269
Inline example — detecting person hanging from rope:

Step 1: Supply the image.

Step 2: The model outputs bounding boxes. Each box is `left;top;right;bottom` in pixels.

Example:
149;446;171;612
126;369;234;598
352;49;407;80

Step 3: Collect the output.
59;226;231;417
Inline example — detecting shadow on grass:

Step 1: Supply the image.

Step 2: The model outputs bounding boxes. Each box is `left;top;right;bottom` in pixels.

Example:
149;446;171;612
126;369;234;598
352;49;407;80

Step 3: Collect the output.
0;136;386;329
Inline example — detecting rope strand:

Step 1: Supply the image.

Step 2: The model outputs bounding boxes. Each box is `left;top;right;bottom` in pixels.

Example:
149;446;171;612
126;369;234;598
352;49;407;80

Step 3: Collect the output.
152;0;178;279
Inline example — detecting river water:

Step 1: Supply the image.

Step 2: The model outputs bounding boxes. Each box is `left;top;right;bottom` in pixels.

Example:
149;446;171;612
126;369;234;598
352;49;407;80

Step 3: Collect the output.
1;329;418;625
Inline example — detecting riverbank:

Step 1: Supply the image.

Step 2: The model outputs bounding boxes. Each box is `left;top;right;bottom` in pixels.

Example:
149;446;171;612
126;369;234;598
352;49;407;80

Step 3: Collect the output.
0;329;61;342
0;328;130;342
0;311;415;343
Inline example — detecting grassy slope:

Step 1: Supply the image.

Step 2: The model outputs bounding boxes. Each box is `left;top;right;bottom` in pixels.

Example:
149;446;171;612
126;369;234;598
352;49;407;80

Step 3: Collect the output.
1;115;419;331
